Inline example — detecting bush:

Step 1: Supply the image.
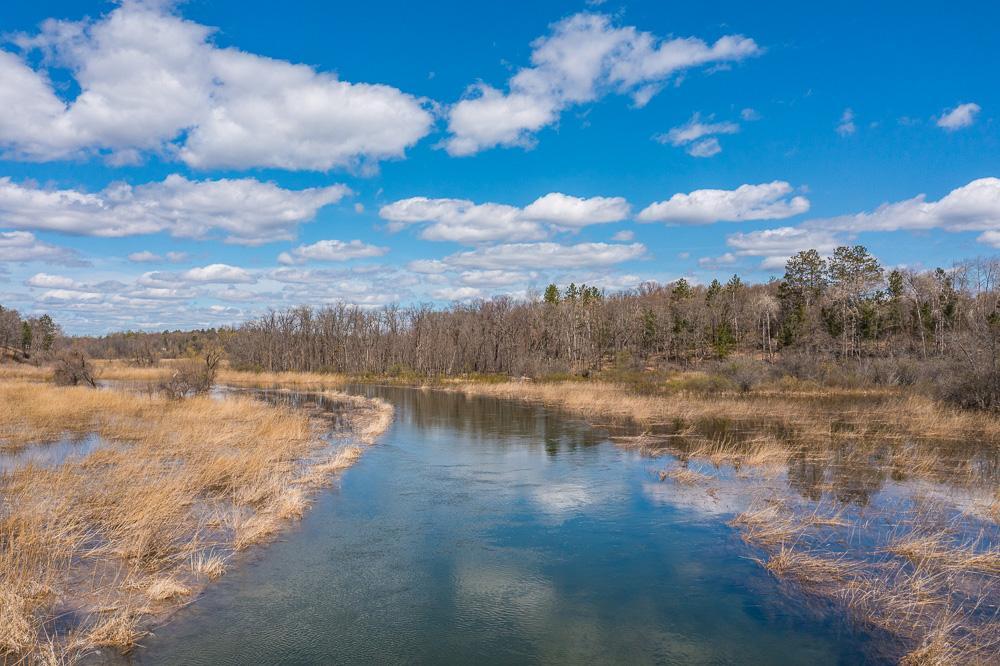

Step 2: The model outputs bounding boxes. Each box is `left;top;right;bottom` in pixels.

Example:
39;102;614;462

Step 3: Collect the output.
160;349;222;399
717;358;769;393
53;349;97;388
935;359;1000;411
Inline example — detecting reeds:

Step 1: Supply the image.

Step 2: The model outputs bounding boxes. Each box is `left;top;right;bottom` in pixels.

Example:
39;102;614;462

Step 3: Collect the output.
0;380;393;662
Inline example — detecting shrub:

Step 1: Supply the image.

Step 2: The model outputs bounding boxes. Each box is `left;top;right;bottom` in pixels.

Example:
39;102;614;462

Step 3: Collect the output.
53;349;97;388
717;358;768;393
160;348;222;399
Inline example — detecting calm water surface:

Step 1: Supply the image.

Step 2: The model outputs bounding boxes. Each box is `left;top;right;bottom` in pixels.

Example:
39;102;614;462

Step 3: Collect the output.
134;386;880;665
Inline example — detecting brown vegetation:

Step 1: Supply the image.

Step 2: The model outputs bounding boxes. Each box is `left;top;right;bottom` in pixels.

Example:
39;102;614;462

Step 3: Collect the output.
0;380;392;663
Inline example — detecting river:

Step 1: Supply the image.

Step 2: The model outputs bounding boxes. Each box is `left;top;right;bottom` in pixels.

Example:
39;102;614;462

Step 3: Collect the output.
132;385;881;664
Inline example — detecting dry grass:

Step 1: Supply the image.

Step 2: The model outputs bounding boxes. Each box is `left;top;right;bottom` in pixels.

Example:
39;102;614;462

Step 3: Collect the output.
732;495;1000;664
451;379;1000;449
658;465;711;485
0;380;393;663
763;547;858;585
0;360;351;391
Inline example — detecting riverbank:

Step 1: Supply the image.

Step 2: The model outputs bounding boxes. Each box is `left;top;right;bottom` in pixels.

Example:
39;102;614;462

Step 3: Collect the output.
0;380;392;663
445;379;1000;663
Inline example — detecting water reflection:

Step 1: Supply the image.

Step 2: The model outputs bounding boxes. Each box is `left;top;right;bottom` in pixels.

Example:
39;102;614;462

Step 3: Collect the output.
0;433;106;474
129;386;879;665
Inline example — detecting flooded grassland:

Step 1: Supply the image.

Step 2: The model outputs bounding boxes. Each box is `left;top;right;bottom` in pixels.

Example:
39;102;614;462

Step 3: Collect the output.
451;380;1000;664
0;380;392;663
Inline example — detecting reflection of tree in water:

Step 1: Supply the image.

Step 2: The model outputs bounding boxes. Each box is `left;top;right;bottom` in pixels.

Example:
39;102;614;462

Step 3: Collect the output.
344;385;607;456
786;452;825;501
825;442;888;506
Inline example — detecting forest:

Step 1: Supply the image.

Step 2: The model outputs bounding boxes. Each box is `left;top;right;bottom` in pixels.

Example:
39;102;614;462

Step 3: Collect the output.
59;246;1000;411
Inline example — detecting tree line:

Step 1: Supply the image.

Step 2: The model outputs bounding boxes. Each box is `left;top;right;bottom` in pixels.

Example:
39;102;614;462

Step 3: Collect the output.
62;246;1000;408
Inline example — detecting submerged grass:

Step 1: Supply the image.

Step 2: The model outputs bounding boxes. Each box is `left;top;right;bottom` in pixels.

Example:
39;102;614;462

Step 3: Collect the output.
450;377;999;663
0;380;393;663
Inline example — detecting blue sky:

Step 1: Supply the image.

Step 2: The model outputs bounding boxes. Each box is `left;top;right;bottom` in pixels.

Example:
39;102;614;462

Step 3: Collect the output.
1;0;997;333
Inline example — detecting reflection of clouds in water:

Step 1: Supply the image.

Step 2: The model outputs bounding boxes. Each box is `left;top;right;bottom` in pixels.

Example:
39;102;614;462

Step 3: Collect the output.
454;561;556;628
877;479;998;524
642;481;749;519
532;483;593;516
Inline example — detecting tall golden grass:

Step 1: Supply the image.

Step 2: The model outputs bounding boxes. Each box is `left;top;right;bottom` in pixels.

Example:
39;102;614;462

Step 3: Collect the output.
449;379;1000;446
0;381;392;662
0;360;351;390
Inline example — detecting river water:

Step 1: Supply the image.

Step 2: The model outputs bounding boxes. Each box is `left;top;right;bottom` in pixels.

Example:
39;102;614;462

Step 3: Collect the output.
134;385;881;664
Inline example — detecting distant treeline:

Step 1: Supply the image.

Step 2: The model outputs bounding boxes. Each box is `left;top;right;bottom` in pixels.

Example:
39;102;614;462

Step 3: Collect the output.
0;305;59;361
68;246;1000;407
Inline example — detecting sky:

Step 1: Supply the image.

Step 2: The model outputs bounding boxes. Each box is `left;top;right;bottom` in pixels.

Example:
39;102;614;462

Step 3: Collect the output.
0;0;998;334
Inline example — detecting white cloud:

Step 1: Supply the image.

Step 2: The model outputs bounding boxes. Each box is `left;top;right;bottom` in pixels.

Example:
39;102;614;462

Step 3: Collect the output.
129;249;188;263
128;251;162;263
836;108;856;136
658;113;739;146
655;112;740;157
726;226;842;269
2;1;433;170
445;241;646;270
0;230;84;264
611;230;634;241
178;264;255;284
937;102;981;131
697;252;737;268
521;192;629;227
380;192;628;243
26;272;77;289
805;178;1000;236
0;174;348;244
740;107;760;121
458;269;536;287
443;13;760;155
431;286;483;301
977;230;1000;248
277;239;389;265
638;181;810;224
380;197;544;243
686;137;722;157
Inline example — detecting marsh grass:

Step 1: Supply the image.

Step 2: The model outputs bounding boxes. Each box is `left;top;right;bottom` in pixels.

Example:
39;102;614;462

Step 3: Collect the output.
0;381;393;663
449;379;999;663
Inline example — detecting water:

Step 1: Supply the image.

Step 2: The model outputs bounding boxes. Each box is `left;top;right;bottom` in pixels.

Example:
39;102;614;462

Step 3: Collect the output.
0;433;106;474
134;386;880;664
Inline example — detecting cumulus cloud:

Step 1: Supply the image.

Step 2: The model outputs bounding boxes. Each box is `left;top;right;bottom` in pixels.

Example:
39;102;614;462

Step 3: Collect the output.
657;112;738;147
458;269;536;287
431;286;483;301
804;178;1000;238
380;192;629;243
638;181;810;224
686;137;722;157
521;192;630;227
936;103;981;131
836;108;856;136
444;241;646;270
128;251;162;263
443;13;760;155
127;250;188;263
611;230;634;241
26;272;77;289
139;263;255;287
726;227;842;269
277;239;389;265
0;230;84;264
697;252;737;268
0;174;348;244
180;264;255;284
1;1;433;170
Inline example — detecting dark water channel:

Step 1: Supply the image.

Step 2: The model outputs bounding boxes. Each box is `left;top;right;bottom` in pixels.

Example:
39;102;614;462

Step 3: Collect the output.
133;385;882;665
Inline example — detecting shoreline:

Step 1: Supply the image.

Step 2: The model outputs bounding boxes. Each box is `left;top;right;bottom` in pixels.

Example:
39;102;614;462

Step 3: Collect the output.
0;379;393;663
